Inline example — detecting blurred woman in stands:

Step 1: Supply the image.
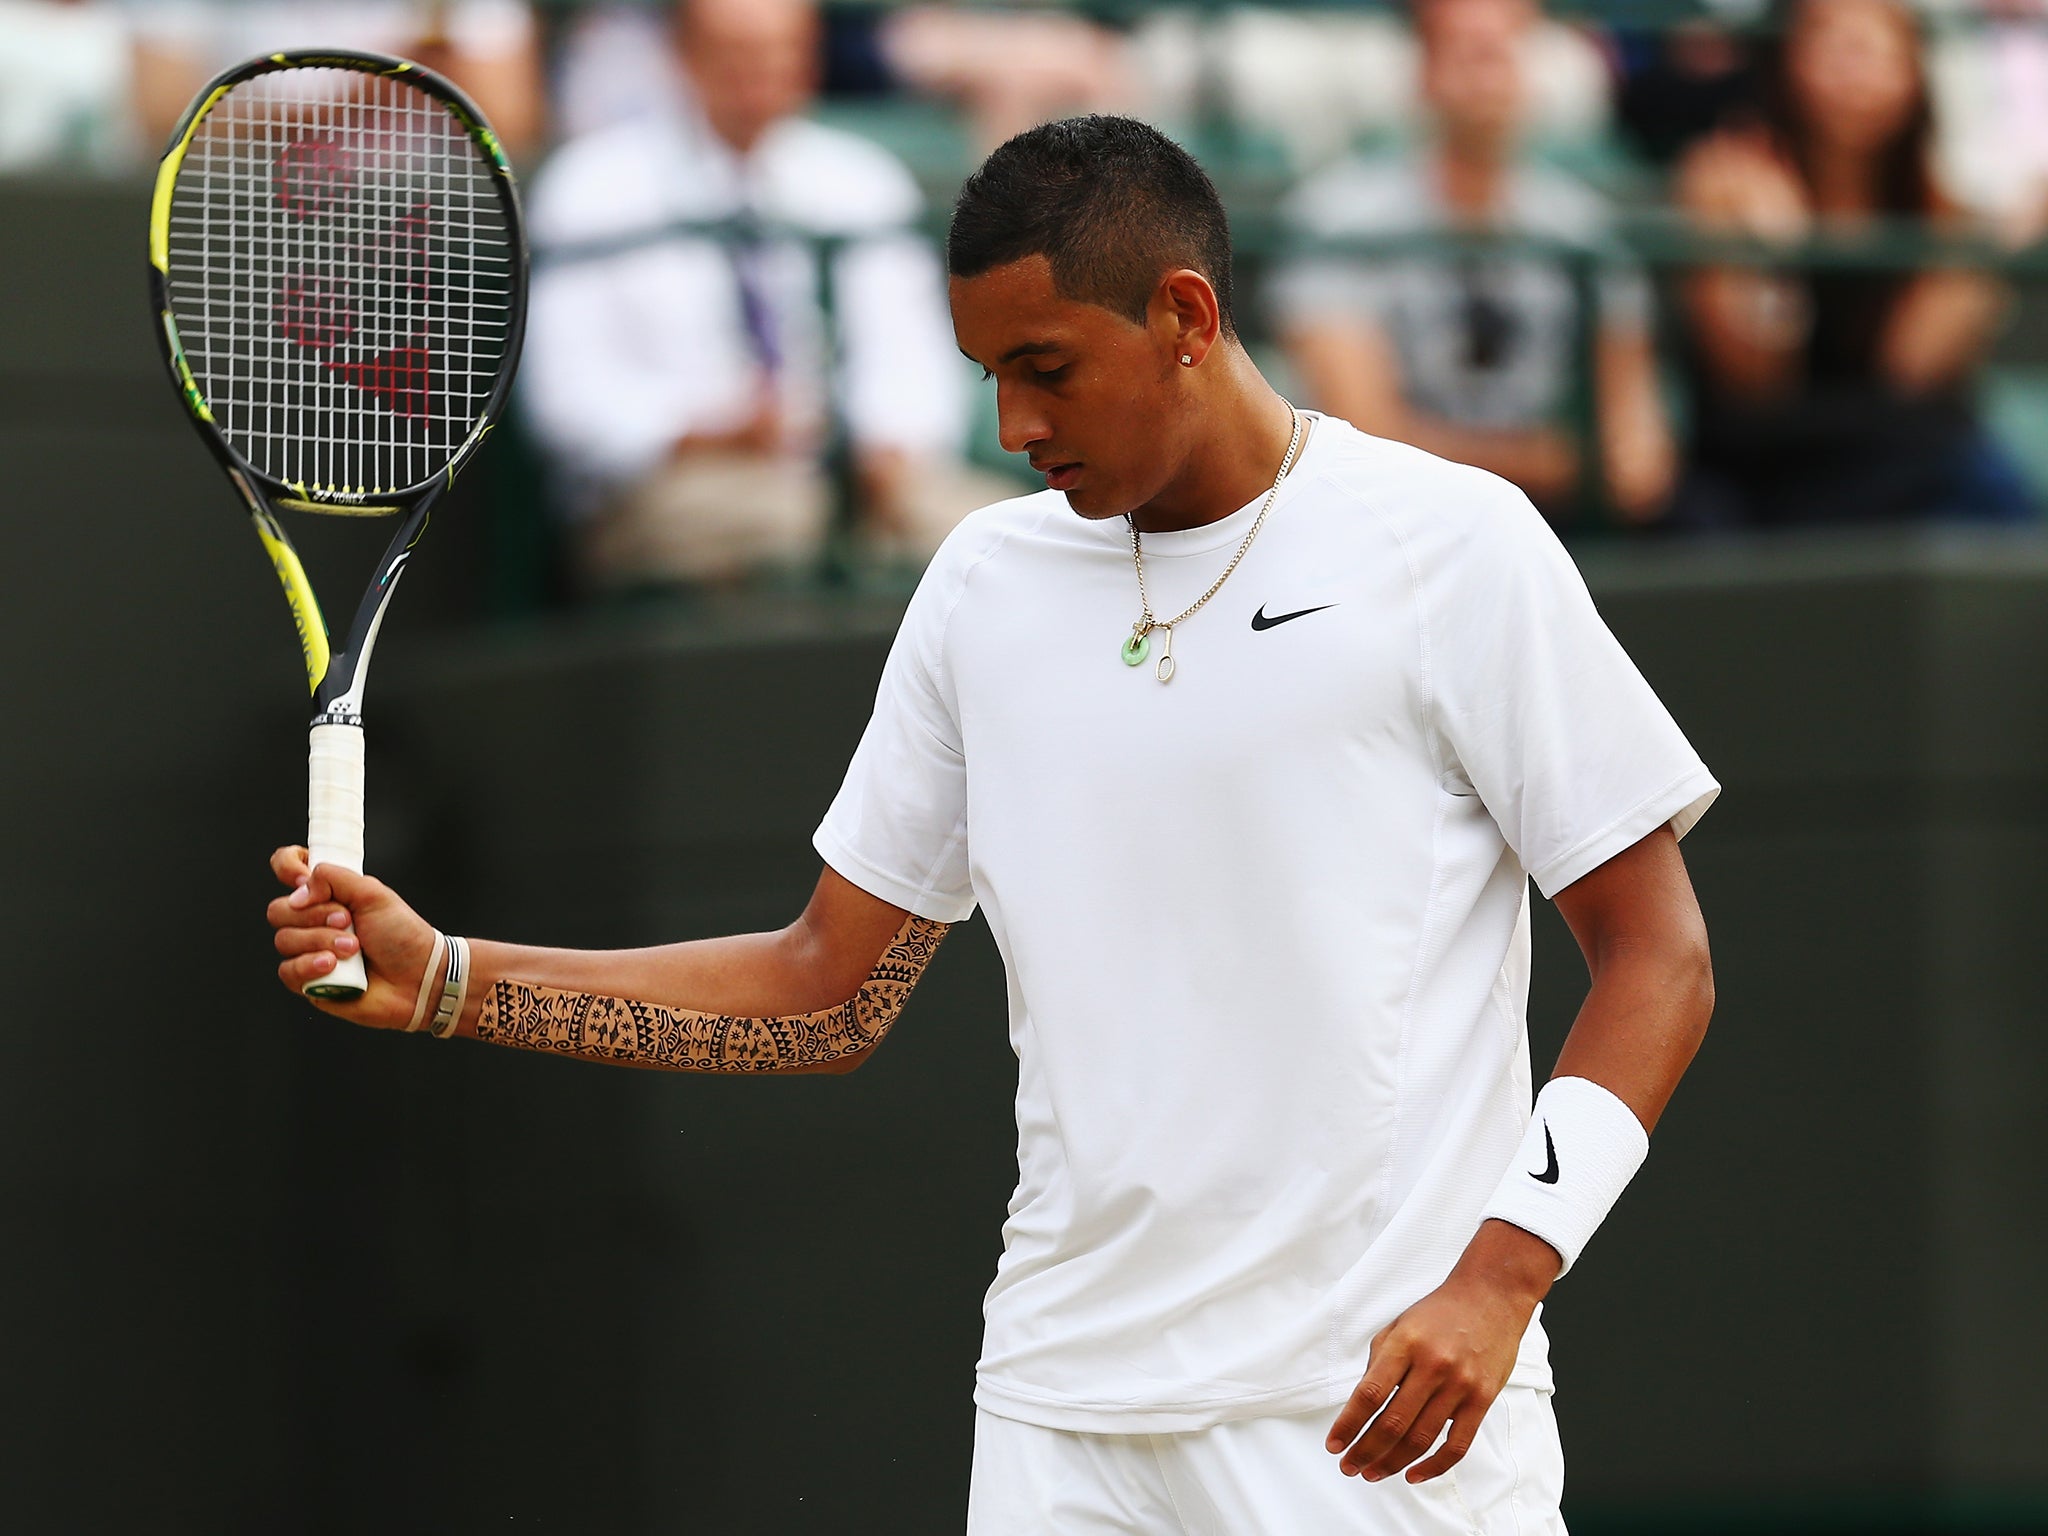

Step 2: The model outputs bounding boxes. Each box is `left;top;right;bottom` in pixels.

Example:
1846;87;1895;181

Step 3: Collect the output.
1674;0;2033;526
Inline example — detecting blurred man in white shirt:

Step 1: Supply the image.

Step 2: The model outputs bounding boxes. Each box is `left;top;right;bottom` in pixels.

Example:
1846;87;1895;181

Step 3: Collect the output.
1271;0;1676;524
523;0;1003;587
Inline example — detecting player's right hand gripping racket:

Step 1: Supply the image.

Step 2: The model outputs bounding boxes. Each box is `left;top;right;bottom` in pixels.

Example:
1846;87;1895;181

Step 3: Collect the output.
148;50;527;999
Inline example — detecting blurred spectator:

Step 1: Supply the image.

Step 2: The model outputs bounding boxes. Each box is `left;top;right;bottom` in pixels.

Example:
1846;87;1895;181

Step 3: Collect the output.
1928;0;2048;241
554;2;1135;153
1616;20;1759;168
0;0;137;173
1130;2;1612;176
126;1;544;163
549;3;680;140
1674;0;2033;527
522;0;1002;589
825;5;1136;151
1270;0;1676;523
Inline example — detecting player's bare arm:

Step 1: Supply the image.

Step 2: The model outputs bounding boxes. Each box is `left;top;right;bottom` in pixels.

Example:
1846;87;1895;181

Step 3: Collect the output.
267;853;942;1076
1327;824;1713;1484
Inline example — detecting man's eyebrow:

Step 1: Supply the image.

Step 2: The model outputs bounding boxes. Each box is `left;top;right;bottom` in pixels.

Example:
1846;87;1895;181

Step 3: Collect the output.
958;341;1066;368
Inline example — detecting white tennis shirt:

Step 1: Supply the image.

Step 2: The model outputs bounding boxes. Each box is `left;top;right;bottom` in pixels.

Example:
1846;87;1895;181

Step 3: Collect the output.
815;415;1717;1433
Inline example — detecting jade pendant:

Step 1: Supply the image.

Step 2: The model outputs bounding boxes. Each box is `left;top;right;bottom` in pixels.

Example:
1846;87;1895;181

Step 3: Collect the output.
1121;630;1150;666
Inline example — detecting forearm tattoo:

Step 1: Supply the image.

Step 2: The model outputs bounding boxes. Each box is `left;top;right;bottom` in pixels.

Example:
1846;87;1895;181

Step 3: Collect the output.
475;916;949;1072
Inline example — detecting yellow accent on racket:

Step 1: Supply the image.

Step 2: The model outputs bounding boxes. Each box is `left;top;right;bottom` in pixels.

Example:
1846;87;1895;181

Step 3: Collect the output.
252;510;333;693
148;84;230;272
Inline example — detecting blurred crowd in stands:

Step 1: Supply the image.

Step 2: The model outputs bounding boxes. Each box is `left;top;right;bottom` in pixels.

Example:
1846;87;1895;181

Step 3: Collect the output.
7;0;2048;590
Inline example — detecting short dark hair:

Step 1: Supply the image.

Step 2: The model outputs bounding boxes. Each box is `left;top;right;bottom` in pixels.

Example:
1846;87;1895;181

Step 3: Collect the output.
947;116;1237;338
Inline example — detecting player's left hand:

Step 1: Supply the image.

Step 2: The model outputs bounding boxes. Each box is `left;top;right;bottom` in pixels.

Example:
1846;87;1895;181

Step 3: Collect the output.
1326;1220;1559;1484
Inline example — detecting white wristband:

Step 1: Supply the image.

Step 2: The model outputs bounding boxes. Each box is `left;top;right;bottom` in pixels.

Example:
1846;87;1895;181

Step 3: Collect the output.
430;934;471;1039
1480;1075;1649;1278
405;930;449;1034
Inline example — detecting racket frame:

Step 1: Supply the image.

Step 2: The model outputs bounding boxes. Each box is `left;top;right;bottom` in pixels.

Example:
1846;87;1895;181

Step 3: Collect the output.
147;48;528;998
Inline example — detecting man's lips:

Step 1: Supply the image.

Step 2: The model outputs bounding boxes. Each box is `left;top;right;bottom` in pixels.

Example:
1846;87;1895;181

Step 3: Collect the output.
1034;461;1082;490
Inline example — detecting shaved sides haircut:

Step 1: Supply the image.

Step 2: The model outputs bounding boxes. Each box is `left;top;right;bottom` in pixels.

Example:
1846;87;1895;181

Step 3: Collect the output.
948;115;1239;337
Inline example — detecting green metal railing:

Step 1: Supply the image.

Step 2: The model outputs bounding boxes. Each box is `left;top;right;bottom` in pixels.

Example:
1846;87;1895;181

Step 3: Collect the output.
524;211;2048;600
1233;215;2048;525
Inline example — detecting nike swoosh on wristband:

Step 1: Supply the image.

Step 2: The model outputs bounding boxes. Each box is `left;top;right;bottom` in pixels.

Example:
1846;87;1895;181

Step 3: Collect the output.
1250;603;1337;631
1532;1122;1560;1184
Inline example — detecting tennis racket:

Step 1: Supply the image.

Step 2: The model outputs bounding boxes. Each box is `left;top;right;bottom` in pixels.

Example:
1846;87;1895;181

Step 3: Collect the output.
148;50;528;999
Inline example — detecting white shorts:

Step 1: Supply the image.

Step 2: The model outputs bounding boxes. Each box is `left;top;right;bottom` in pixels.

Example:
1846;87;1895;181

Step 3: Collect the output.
965;1387;1566;1536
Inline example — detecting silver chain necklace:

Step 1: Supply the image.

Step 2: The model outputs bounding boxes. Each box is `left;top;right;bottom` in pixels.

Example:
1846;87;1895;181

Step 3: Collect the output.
1121;405;1304;683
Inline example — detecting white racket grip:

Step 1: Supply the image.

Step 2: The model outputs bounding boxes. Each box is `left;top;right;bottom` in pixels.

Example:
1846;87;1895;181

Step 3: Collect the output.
305;721;369;999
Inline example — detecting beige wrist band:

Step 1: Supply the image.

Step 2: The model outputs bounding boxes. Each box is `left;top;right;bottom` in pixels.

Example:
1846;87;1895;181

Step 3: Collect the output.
430;934;471;1039
405;930;449;1033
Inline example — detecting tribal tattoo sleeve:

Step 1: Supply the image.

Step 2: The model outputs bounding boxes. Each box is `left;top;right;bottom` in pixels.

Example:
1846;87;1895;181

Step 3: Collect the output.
474;916;950;1072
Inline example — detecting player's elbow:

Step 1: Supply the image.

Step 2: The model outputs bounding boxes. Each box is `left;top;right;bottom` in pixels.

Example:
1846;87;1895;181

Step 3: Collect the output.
776;909;949;1075
1673;913;1716;1046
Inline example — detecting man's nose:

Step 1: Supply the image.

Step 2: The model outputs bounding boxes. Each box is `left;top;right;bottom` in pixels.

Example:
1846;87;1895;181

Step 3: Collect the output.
996;380;1051;457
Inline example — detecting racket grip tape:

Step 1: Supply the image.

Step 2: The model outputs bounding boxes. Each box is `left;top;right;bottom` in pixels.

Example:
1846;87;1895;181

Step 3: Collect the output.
305;721;369;1000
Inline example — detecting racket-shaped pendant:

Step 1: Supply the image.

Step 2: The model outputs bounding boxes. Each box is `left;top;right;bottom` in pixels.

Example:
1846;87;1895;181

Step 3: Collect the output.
148;49;528;1000
1120;624;1177;681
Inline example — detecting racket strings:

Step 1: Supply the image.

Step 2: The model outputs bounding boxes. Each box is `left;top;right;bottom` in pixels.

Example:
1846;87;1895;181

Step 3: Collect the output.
165;66;514;498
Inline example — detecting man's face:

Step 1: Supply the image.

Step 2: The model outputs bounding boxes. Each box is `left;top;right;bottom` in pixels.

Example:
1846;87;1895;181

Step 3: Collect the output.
1420;0;1530;156
949;256;1188;521
677;0;817;154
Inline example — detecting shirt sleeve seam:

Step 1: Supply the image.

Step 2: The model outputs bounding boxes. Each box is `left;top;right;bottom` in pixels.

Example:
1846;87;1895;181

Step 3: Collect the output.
927;501;1058;705
1531;765;1720;899
1346;484;1444;783
814;826;976;923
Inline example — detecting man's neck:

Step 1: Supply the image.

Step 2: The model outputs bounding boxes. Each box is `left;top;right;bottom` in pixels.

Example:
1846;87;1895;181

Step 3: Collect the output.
1436;142;1512;221
713;124;764;159
1126;352;1302;534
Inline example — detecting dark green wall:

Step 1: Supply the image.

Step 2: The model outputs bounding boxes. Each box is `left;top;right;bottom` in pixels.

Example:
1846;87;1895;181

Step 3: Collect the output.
5;179;2047;1533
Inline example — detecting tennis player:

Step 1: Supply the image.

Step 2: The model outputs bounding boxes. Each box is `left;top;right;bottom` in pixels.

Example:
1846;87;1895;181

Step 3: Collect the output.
270;116;1716;1532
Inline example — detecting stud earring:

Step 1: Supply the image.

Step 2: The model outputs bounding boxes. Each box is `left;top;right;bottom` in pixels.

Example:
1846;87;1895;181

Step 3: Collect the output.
1180;354;1193;366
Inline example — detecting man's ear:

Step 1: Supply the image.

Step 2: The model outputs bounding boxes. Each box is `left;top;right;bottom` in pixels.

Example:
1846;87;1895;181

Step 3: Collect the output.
1153;269;1222;368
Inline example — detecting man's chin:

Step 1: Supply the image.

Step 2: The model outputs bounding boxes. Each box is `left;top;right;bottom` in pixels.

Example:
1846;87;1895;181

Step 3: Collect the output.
1062;485;1130;521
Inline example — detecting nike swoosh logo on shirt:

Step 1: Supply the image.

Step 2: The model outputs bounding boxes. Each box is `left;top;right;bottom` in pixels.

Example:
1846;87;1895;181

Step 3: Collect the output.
1532;1122;1560;1184
1250;603;1337;631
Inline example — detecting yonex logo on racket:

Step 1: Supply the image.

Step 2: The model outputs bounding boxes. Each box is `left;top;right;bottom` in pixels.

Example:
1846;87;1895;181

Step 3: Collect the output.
154;48;517;497
274;191;440;423
274;135;353;217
